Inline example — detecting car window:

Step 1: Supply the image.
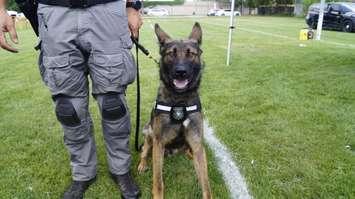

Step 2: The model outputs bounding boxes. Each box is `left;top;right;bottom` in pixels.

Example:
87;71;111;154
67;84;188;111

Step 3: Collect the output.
310;4;319;11
343;3;355;12
309;3;327;12
330;4;340;11
341;5;352;13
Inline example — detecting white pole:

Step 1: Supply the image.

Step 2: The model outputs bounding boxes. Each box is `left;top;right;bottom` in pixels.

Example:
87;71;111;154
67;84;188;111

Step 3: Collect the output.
226;0;236;66
316;0;326;40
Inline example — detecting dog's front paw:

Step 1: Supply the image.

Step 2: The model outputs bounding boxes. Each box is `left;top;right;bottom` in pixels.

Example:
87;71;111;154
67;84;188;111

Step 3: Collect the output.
138;160;148;174
185;148;193;160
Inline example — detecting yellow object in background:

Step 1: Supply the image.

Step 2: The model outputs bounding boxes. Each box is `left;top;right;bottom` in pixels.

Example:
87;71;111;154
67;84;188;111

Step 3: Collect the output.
299;29;314;41
299;29;309;40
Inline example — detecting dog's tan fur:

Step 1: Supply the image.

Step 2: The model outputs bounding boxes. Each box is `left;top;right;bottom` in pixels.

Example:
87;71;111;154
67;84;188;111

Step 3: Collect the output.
137;23;212;199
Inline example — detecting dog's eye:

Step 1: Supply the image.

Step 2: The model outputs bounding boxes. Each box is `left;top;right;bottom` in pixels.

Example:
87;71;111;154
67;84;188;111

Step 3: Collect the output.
164;52;175;62
186;48;198;57
166;48;177;57
166;52;174;58
186;49;191;57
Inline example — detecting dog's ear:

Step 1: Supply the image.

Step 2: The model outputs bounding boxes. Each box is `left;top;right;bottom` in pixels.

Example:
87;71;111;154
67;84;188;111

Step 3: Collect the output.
155;24;171;45
189;22;202;45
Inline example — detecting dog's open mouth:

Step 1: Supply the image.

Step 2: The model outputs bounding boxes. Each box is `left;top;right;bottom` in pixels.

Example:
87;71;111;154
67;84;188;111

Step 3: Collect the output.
173;79;189;89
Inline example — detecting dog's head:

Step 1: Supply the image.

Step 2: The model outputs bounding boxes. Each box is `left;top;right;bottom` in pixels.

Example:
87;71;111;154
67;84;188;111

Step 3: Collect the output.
155;22;203;93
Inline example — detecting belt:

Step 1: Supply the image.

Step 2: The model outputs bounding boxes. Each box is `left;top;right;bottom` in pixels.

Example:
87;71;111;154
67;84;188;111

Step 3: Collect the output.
38;0;118;8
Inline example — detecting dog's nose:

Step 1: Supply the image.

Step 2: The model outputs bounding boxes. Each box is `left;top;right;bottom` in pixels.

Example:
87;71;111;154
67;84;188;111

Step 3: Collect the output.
175;65;188;78
175;69;187;78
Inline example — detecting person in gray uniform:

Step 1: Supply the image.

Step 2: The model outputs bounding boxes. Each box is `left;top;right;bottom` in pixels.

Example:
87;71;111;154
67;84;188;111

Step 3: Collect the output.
0;0;143;198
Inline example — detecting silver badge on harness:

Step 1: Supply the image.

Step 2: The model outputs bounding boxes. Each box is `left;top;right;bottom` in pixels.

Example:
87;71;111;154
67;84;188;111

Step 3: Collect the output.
171;107;186;121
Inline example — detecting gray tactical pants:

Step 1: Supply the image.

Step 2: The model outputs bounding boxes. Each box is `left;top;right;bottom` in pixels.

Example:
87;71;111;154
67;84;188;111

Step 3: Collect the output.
37;0;136;181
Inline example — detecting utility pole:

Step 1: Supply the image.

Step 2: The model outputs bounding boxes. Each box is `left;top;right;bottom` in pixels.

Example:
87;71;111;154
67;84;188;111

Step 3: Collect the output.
226;0;236;66
316;0;326;40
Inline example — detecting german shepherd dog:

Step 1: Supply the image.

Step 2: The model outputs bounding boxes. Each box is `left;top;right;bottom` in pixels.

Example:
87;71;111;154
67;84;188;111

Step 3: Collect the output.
137;23;212;199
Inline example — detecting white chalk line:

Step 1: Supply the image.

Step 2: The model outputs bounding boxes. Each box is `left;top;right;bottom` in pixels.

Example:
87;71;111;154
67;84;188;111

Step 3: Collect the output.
204;121;252;199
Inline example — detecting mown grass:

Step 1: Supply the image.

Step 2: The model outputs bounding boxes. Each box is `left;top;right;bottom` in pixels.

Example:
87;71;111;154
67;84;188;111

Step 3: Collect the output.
0;16;354;198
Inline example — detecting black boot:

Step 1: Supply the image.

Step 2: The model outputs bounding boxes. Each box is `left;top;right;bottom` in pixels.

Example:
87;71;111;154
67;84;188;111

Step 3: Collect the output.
62;177;96;199
110;172;141;199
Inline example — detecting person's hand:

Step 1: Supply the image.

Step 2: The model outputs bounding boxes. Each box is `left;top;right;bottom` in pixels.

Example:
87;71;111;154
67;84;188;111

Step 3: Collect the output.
127;7;143;39
0;8;18;53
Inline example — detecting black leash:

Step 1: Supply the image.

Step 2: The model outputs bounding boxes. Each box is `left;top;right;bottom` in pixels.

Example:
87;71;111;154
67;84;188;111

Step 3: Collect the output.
132;35;141;152
131;35;159;152
131;37;159;64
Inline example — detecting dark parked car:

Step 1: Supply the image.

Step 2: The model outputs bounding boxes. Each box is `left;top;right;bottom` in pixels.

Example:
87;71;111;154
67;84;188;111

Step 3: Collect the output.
306;2;355;32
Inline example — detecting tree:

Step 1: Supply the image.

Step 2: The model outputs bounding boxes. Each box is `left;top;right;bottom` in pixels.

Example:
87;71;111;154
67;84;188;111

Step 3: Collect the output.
143;0;185;7
6;0;19;11
247;0;257;8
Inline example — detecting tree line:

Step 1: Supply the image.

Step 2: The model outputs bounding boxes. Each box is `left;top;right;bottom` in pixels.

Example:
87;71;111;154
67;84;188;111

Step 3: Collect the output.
6;0;18;11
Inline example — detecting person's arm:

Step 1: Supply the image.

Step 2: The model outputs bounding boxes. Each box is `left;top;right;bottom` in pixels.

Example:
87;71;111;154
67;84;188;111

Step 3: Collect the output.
0;0;18;53
0;0;6;11
126;0;143;39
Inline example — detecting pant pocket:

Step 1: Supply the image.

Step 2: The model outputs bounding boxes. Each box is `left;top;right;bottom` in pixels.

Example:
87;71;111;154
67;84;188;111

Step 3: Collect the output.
122;51;136;85
63;120;90;144
43;55;84;95
91;53;124;86
120;34;136;85
91;52;137;91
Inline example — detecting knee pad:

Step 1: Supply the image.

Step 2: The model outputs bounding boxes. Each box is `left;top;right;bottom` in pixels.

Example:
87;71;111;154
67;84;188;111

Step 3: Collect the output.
55;97;81;127
101;93;127;121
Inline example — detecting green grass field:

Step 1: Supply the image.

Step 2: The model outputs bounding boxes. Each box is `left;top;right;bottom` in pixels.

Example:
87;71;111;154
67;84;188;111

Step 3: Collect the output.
1;16;355;198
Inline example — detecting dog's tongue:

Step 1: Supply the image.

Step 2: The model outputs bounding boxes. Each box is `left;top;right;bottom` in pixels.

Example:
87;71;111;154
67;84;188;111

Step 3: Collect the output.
173;79;189;89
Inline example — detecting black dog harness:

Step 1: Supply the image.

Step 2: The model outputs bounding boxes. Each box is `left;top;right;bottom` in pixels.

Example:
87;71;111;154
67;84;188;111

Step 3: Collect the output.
154;99;202;122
